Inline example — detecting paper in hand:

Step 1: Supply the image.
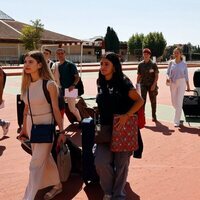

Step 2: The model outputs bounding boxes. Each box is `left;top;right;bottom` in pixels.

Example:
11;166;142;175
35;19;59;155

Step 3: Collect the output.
65;88;78;98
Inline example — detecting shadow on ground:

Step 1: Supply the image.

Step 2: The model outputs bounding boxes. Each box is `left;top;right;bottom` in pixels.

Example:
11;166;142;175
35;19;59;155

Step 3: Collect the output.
35;123;140;200
0;135;9;141
178;124;200;136
0;145;6;156
145;121;175;135
35;178;140;200
35;174;83;200
125;182;140;200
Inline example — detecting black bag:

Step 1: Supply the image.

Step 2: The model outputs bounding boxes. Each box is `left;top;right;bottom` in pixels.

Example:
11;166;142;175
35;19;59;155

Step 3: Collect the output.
81;118;99;185
193;69;200;88
75;78;84;96
94;125;112;144
43;80;65;110
30;124;55;143
183;91;200;116
93;110;112;144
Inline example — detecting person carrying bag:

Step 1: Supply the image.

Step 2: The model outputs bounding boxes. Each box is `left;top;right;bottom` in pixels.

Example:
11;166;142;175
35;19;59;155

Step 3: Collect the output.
18;51;66;200
94;52;144;200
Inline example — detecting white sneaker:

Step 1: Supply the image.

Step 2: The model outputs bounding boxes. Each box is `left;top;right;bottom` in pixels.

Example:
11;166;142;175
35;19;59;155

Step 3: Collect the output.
0;100;5;109
2;121;10;136
174;123;180;127
103;194;112;200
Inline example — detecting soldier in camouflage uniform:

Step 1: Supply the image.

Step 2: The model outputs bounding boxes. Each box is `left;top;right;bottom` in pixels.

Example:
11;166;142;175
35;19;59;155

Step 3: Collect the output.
137;48;159;122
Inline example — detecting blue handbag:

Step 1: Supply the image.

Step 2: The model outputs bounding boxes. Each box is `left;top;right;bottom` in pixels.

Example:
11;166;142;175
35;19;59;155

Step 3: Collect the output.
30;124;55;143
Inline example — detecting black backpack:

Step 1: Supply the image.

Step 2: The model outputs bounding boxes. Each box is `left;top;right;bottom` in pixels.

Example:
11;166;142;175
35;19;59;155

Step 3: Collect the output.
42;79;65;110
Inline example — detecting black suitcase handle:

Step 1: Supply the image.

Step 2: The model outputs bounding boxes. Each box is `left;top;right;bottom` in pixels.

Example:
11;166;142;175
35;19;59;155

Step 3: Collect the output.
185;90;199;96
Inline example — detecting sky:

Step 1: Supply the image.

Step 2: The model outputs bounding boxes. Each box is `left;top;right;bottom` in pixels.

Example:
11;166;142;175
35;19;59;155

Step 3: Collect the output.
1;0;200;46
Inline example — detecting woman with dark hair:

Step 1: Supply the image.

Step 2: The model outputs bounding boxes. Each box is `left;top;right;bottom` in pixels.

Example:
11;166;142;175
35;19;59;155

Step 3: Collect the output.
166;47;190;127
95;52;144;200
18;51;66;200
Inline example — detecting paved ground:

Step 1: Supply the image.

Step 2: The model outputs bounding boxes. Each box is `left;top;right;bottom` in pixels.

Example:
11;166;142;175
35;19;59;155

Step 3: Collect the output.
0;67;200;200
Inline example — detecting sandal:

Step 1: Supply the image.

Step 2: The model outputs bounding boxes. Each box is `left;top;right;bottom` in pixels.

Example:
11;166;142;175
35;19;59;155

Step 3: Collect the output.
44;184;62;200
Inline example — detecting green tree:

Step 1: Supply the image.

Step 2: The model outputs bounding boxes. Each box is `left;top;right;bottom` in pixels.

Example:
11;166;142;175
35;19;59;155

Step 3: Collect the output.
104;26;120;53
143;32;167;58
20;19;44;50
163;45;177;61
128;33;144;59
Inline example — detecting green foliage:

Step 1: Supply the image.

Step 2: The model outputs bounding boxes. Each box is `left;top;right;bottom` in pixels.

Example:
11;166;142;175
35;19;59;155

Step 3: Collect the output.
104;26;120;53
20;19;44;50
128;33;144;58
193;45;200;53
163;45;177;61
143;32;167;58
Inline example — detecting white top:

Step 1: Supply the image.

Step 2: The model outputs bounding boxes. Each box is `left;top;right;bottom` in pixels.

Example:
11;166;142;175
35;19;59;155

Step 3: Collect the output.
23;79;55;124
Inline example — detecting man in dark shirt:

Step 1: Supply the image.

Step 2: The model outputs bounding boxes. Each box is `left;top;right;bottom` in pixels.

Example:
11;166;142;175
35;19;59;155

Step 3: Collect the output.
53;48;81;123
137;48;159;122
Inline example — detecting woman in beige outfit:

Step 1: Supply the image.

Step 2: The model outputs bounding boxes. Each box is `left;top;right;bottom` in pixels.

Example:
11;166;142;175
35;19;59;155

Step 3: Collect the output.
18;51;66;200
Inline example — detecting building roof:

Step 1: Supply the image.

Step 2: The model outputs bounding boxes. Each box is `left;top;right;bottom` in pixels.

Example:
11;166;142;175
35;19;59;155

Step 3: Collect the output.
0;10;81;44
0;10;14;20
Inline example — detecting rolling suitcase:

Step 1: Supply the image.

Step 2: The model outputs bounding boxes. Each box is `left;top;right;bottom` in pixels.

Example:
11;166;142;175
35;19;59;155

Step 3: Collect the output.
193;69;200;88
81;117;99;185
182;90;200;123
16;94;25;133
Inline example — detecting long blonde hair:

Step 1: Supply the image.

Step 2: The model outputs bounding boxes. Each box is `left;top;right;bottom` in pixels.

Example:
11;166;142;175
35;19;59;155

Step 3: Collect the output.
21;50;55;96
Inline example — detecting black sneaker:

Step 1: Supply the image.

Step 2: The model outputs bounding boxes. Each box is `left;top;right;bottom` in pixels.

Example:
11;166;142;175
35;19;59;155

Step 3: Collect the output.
152;117;157;122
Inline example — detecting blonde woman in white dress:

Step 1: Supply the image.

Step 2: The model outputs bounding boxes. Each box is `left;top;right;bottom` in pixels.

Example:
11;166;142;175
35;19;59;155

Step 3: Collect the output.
18;51;66;200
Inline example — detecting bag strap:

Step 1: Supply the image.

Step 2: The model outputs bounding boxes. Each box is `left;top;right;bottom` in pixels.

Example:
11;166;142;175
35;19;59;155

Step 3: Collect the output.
27;88;34;126
43;80;51;104
2;70;6;89
42;80;55;117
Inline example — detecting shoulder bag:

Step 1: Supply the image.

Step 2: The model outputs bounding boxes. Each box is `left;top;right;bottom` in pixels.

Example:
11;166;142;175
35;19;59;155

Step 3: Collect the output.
93;109;112;144
75;78;84;96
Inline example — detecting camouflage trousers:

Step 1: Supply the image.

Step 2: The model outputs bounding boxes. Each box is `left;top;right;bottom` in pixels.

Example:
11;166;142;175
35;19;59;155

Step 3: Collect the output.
141;84;158;119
